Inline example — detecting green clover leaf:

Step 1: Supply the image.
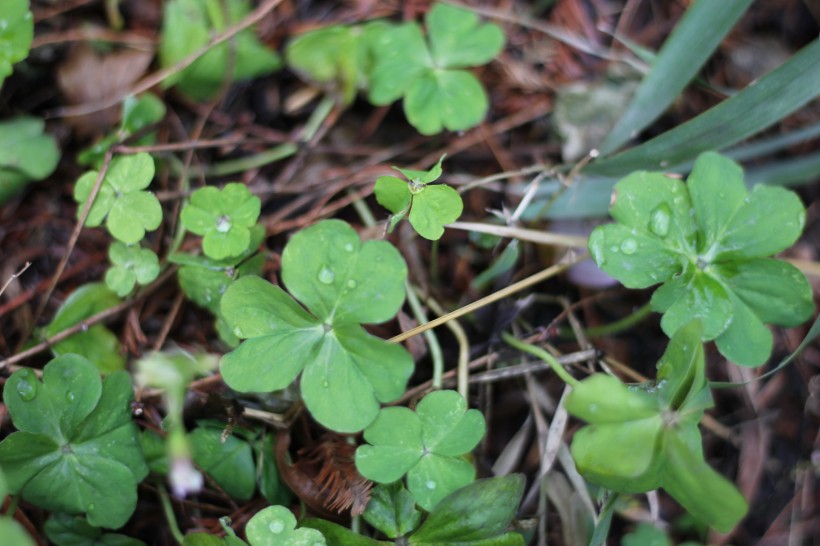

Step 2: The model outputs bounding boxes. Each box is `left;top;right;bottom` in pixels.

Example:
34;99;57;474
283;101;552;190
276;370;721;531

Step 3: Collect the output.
190;424;255;501
355;390;485;511
44;283;125;373
45;512;146;546
588;151;814;366
181;183;261;260
0;355;148;529
0;116;60;204
375;155;463;240
564;322;748;533
367;3;504;134
363;482;421;539
159;0;281;102
73;152;162;244
0;0;33;87
105;242;160;297
220;219;413;433
245;506;325;546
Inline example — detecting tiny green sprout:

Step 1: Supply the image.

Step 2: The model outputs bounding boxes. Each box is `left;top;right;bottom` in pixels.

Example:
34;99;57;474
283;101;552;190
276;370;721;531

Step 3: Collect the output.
220;219;413;433
0;355;148;529
589;151;814;366
375;155;463;240
45;512;147;546
355;390;485;511
245;506;326;546
159;0;281;102
0;0;33;88
105;241;160;297
0;116;60;204
367;3;505;135
564;321;748;533
181;183;262;261
73;152;162;244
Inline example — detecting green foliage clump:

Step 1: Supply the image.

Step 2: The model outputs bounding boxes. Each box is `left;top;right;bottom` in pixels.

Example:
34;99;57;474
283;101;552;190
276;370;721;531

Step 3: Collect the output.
105;242;160;297
0;0;33;88
245;506;326;546
0;116;60;203
220;219;413;432
0;355;148;529
589;151;814;365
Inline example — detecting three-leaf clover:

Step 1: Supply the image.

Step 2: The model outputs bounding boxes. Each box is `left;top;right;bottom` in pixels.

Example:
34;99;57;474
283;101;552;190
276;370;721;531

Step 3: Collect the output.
375;155;463;240
355;390;485;511
220;219;413;433
105;242;160;297
564;321;748;532
367;3;504;135
245;506;325;546
588;151;814;366
0;355;148;529
181;183;261;261
0;0;33;88
73;152;162;244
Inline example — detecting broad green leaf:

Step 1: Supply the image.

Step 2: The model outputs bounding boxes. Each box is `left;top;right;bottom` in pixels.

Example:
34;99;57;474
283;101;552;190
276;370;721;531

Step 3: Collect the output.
221;220;412;432
375;176;411;214
73;153;161;244
393;155;445;184
409;184;464;240
589;152;814;365
105;242;160;297
367;23;431;105
409;475;525;543
0;356;147;529
426;3;504;68
564;374;658;423
44;283;125;373
181;183;261;260
655;321;706;410
0;116;60;203
600;1;754;154
620;523;670;546
405;69;489;135
0;518;36;546
45;512;147;546
588;39;820;177
0;0;33;86
363;482;421;539
159;0;281;102
257;434;291;505
183;535;229;546
662;432;748;533
356;390;485;510
245;506;326;546
190;425;255;500
301;519;386;546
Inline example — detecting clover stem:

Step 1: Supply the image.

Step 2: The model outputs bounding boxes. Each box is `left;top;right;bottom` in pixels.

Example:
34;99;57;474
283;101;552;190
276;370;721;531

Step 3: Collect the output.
567;303;652;339
157;485;185;545
420;291;470;400
501;332;580;388
405;281;445;389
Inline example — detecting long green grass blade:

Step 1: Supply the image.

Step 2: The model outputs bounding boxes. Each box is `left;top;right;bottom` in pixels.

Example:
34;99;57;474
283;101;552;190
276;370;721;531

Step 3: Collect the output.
587;39;820;177
599;0;753;155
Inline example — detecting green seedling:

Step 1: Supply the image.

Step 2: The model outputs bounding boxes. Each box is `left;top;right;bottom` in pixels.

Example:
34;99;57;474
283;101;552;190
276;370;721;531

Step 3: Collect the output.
190;423;256;500
368;3;504;135
180;182;262;260
374;155;463;240
564;321;748;532
44;283;125;373
45;513;146;546
286;21;388;105
159;0;281;101
0;0;33;88
74;152;162;244
220;219;413;433
79;94;166;168
355;390;485;511
304;475;525;545
363;482;422;539
105;241;160;297
588;151;814;365
245;506;326;546
0;355;148;529
0;116;60;203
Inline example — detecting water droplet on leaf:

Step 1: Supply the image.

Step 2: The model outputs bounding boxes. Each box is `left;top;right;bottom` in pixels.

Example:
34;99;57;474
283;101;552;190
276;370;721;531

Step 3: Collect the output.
233;326;243;338
16;371;37;401
620;238;638;255
344;243;354;252
346;279;357;289
323;380;329;388
649;203;671;238
216;216;232;233
88;503;95;512
269;520;285;534
426;480;437;489
318;266;335;285
66;391;76;402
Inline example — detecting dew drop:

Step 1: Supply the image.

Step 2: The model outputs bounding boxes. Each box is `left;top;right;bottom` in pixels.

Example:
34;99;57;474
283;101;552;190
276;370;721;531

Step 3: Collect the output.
426;480;437;490
609;245;619;253
233;326;244;338
589;403;598;413
649;203;671;238
66;391;76;403
620;238;638;255
344;243;354;252
346;279;357;289
318;265;335;285
322;380;329;388
216;216;232;233
269;519;285;534
16;371;37;401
